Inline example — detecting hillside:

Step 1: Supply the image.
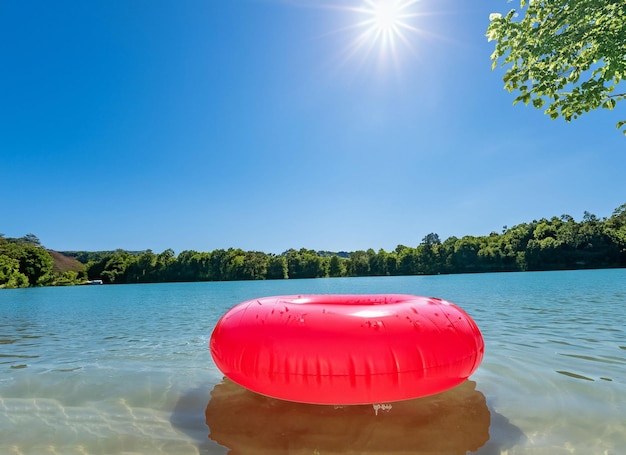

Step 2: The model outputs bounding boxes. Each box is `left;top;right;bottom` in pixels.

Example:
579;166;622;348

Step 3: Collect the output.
48;250;85;274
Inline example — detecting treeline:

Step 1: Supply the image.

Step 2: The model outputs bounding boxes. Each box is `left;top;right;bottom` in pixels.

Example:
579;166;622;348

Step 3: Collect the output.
76;204;625;284
0;234;87;288
2;203;625;288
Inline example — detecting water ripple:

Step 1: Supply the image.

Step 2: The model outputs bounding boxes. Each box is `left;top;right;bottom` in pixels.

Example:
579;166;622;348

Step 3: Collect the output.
1;270;625;455
559;353;626;365
556;370;595;381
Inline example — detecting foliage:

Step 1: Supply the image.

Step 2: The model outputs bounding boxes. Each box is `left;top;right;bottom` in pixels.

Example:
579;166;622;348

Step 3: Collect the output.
0;255;29;288
487;0;626;134
18;245;55;286
0;235;54;287
604;203;626;255
72;203;626;283
3;203;626;288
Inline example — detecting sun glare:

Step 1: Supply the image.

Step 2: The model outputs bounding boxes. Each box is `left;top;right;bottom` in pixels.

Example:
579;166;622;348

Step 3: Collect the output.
342;0;422;70
371;1;402;33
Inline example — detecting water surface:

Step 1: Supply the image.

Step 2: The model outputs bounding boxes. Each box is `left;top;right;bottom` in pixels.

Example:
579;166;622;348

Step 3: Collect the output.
1;269;625;454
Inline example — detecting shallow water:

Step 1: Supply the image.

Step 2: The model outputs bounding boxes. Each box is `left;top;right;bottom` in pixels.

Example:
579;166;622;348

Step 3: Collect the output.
1;269;625;454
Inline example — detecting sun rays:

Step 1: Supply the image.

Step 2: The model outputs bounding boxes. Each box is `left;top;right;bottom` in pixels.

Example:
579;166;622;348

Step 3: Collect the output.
341;0;424;71
273;0;436;77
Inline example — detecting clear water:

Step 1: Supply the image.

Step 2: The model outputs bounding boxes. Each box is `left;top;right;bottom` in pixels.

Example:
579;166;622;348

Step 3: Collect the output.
1;269;624;454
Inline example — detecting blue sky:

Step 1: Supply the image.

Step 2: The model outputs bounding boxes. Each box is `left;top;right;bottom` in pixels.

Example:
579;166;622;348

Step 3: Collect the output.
1;0;624;254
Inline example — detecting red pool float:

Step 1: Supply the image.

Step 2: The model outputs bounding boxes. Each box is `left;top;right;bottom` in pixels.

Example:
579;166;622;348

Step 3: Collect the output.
209;294;484;405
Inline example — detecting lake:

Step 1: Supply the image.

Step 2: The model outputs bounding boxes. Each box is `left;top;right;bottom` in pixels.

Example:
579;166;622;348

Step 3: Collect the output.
1;269;625;454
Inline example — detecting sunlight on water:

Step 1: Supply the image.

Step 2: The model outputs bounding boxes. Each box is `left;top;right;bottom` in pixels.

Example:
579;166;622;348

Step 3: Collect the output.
0;269;625;454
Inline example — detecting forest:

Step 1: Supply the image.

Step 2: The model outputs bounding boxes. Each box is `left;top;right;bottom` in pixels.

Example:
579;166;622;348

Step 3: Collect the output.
1;204;625;288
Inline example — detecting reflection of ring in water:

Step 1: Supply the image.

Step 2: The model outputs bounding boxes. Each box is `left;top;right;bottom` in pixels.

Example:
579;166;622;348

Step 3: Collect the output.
205;378;490;455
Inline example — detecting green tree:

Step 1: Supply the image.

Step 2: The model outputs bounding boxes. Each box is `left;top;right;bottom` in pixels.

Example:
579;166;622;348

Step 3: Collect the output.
173;250;211;281
195;252;213;280
418;233;443;274
18;245;54;286
452;237;482;273
19;233;42;246
224;248;246;280
242;251;269;280
267;255;288;279
500;223;534;270
346;250;370;276
368;249;390;276
604;203;626;265
395;245;418;275
155;248;176;281
438;237;458;273
476;233;506;273
285;248;326;279
577;211;621;267
173;250;199;281
99;250;136;283
208;249;228;281
385;251;398;275
487;0;626;134
328;254;345;277
54;270;80;286
0;237;54;286
125;250;156;283
0;255;29;288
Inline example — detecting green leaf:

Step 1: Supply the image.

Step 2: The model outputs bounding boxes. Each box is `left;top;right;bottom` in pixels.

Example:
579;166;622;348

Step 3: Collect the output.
487;0;626;134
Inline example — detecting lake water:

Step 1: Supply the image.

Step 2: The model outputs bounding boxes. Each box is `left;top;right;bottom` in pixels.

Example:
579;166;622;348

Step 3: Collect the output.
1;269;625;454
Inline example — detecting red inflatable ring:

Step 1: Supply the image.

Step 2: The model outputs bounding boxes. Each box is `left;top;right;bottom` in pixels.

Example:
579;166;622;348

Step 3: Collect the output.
210;294;484;405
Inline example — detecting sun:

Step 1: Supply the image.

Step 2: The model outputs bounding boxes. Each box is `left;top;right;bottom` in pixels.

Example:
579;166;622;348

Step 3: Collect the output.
370;0;403;33
342;0;422;69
